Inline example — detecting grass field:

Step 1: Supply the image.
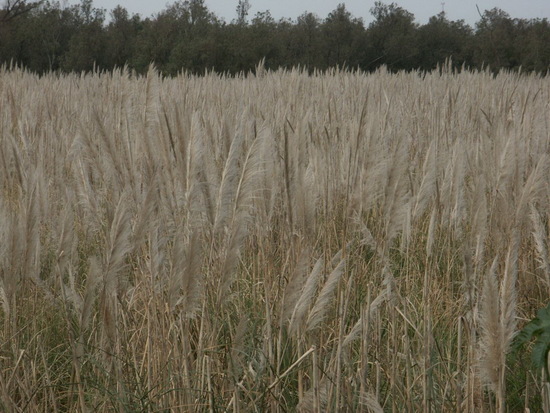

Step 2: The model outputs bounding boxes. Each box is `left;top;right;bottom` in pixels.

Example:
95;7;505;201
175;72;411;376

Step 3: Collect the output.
0;65;549;412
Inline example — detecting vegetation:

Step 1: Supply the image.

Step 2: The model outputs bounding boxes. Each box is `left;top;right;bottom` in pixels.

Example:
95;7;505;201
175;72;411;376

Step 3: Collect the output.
0;0;549;75
0;62;549;411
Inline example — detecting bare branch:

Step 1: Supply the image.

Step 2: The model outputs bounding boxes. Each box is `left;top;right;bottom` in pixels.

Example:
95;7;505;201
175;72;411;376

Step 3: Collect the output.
1;0;43;23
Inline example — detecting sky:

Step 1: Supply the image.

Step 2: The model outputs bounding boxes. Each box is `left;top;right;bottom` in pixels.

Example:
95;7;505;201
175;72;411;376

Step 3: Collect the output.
64;0;550;26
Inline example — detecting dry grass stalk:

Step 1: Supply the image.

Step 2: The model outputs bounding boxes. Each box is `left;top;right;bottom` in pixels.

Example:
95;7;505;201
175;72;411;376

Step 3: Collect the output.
0;66;548;411
478;237;519;413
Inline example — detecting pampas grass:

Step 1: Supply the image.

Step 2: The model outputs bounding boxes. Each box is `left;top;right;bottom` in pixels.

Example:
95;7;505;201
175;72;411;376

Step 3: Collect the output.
0;64;549;411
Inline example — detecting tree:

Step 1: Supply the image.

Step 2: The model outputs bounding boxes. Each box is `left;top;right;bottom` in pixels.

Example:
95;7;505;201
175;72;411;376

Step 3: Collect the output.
61;0;106;72
248;10;278;68
0;0;546;74
132;14;178;73
23;1;76;72
0;1;78;72
287;12;322;69
104;5;142;69
366;2;419;71
166;0;221;73
474;8;517;70
517;18;550;72
322;4;366;68
0;0;42;23
416;13;473;71
235;0;250;25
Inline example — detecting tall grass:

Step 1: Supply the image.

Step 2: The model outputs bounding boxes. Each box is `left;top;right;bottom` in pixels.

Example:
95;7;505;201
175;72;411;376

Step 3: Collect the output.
0;64;549;411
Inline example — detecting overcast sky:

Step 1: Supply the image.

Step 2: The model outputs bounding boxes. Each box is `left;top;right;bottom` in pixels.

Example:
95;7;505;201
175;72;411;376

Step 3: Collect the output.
64;0;550;26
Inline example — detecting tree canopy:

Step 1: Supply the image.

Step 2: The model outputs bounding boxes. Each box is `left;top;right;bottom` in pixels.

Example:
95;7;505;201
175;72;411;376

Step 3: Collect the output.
1;0;549;75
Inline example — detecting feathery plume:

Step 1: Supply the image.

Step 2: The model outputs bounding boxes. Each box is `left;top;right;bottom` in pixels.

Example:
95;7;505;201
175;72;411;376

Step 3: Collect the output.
282;247;311;323
478;256;501;393
289;255;324;336
213;126;245;235
530;204;550;288
342;289;388;348
306;258;346;331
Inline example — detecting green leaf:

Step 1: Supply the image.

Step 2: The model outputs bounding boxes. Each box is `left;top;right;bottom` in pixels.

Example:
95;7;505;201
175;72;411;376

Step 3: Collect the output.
512;302;550;374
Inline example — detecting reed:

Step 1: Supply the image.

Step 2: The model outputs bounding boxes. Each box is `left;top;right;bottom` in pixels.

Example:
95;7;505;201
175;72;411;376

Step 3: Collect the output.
0;64;548;411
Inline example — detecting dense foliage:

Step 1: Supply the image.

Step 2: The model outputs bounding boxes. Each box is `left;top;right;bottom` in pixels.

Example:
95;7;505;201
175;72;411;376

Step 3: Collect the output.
1;0;549;75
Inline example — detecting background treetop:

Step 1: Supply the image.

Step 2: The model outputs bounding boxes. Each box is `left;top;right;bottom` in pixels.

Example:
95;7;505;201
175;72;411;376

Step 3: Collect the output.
0;0;549;74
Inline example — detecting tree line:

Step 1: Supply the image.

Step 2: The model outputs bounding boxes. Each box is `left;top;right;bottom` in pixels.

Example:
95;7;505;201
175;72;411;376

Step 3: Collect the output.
1;0;549;75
